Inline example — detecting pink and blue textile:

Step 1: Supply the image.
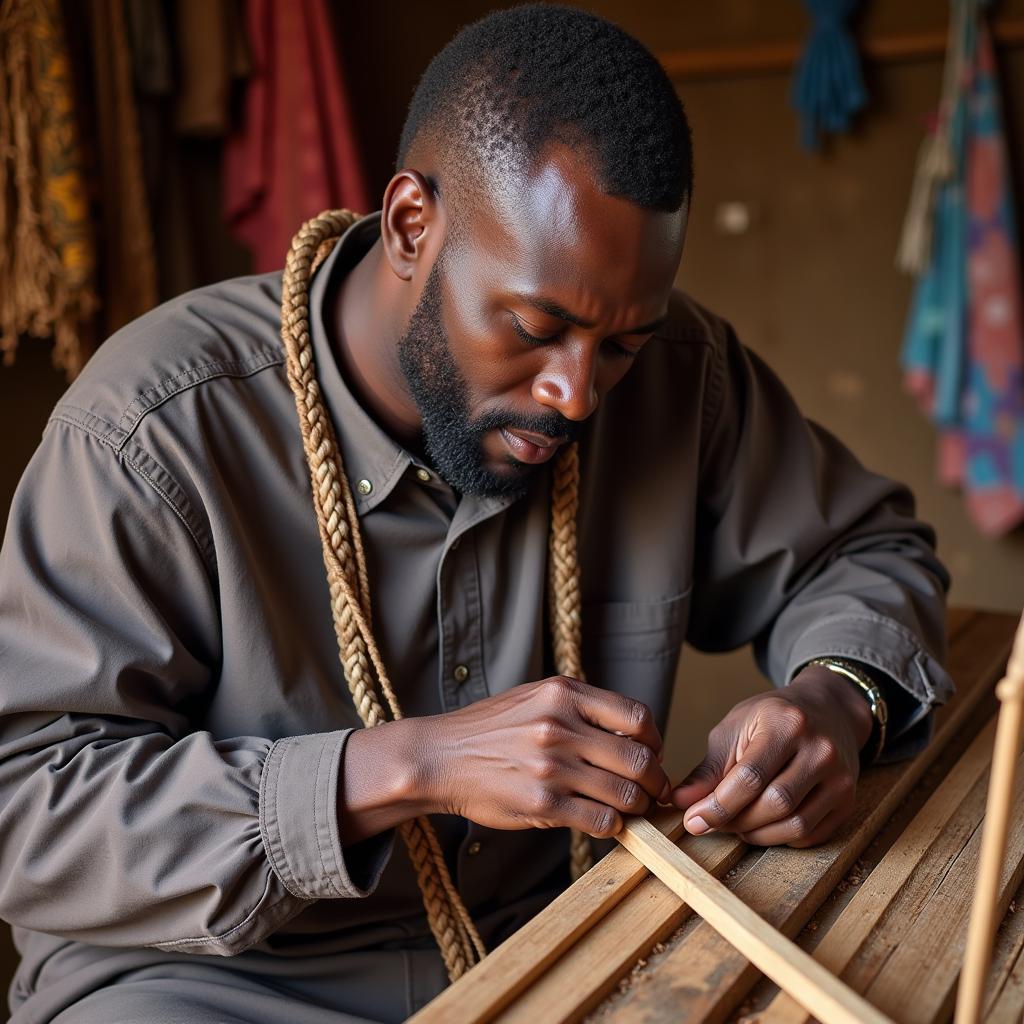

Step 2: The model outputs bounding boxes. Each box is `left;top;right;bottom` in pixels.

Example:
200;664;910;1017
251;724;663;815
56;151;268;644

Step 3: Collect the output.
902;6;1024;536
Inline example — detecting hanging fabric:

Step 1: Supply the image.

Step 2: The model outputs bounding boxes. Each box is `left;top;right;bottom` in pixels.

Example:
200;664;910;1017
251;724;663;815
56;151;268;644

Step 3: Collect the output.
223;0;371;273
790;0;868;148
0;0;97;379
900;0;1024;537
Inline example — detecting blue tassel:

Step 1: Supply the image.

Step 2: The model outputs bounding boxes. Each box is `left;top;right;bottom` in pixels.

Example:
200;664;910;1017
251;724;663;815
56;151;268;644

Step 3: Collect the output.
791;0;868;148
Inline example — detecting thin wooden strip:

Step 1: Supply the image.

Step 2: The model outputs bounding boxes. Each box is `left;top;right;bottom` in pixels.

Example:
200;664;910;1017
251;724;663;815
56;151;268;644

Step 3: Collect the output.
407;806;688;1024
864;750;1024;1023
958;613;1024;1024
494;833;746;1024
761;714;1000;1024
616;818;893;1024
497;608;986;1023
598;611;1016;1024
985;894;1024;1023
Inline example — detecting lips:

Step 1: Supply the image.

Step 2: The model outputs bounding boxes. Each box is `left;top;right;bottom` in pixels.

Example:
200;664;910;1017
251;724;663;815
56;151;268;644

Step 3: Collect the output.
499;427;564;465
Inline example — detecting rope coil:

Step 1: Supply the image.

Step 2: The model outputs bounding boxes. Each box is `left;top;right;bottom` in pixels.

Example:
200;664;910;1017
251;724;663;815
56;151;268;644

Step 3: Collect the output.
280;210;592;981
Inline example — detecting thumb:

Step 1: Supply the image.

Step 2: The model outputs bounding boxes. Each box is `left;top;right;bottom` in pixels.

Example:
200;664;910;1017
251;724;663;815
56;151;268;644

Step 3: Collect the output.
670;748;727;812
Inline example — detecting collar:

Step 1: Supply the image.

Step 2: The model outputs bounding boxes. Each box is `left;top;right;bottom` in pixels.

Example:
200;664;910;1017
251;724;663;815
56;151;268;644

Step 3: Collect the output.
308;211;412;515
306;210;519;523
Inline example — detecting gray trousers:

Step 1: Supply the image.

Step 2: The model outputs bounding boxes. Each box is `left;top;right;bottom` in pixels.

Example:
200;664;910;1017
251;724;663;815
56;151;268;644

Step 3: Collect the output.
12;947;450;1023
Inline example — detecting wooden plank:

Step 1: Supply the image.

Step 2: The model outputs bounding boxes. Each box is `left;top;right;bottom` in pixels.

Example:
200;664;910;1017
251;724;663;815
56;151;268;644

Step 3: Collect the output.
616;818;893;1024
493;833;746;1024
494;608;983;1023
986;893;1024;1023
408;805;691;1024
598;611;1016;1024
958;615;1024;1024
760;714;1000;1024
862;749;1024;1023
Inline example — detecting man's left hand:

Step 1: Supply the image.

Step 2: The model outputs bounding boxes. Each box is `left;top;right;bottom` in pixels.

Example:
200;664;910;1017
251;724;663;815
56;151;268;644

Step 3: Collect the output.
669;664;874;847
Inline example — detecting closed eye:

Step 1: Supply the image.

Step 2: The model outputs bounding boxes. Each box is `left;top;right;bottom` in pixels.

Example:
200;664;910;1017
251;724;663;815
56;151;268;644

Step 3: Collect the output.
510;316;557;345
510;313;641;360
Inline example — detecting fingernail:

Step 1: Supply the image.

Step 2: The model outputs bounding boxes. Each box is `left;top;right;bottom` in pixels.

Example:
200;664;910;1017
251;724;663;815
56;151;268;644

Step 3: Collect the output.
658;781;672;804
687;815;709;835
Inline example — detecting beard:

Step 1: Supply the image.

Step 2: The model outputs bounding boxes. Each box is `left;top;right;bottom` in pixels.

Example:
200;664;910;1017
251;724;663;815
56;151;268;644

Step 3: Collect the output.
397;258;581;500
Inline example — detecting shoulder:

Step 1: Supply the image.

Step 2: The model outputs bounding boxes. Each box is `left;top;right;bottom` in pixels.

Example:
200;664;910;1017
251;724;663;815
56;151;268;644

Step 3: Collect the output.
51;271;288;450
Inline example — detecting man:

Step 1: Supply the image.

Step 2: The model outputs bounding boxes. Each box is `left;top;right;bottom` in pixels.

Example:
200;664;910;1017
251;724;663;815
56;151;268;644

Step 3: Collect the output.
0;6;951;1022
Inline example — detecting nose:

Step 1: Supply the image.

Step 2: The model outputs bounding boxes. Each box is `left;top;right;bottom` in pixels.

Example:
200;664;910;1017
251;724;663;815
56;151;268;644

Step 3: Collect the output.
530;342;599;422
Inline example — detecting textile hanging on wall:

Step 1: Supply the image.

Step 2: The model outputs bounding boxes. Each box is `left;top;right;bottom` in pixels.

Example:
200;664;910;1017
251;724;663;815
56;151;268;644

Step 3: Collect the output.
790;0;867;148
900;0;1024;537
89;0;159;336
0;0;97;379
223;0;371;273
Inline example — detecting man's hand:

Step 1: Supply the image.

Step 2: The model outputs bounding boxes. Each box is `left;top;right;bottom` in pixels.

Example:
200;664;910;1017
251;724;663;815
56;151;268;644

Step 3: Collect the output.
669;665;874;848
340;676;669;844
416;675;670;839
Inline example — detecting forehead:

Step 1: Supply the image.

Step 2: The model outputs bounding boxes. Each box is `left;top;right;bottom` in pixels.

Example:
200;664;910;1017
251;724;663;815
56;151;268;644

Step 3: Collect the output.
455;144;686;311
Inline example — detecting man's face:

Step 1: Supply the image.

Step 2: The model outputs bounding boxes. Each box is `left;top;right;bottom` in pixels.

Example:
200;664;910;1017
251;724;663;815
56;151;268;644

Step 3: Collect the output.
398;145;686;499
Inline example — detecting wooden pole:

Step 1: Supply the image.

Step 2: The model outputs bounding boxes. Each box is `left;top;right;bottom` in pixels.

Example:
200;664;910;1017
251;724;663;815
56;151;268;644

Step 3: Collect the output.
617;817;894;1024
656;17;1024;81
954;611;1024;1024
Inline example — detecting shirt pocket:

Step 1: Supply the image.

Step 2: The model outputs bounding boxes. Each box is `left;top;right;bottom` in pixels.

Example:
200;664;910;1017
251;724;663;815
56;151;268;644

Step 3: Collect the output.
580;588;692;724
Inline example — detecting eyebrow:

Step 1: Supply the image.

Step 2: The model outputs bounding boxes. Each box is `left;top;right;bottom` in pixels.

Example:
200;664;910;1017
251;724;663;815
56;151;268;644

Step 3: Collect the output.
519;295;668;336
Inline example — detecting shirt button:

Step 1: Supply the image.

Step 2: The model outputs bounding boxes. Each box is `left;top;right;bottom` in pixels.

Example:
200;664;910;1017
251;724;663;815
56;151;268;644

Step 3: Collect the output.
356;478;373;496
467;841;482;856
453;664;469;683
415;467;431;482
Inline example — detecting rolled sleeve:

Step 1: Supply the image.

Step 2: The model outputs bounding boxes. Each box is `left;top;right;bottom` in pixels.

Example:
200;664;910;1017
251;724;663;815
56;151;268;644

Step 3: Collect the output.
260;729;396;899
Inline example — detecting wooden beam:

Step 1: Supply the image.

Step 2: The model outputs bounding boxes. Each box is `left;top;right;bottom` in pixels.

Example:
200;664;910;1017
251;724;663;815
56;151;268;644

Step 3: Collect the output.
657;18;1024;81
595;611;1013;1024
617;817;894;1024
761;714;1000;1023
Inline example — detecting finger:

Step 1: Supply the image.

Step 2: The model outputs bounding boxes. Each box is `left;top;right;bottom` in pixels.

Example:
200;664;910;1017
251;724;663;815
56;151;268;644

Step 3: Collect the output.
718;756;821;835
553;794;624;839
570;682;664;755
736;781;850;847
577;725;671;802
670;753;726;811
682;725;795;835
787;804;854;849
571;763;653;816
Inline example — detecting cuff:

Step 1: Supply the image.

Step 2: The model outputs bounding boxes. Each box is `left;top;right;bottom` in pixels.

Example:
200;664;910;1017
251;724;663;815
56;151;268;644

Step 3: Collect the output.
784;612;954;761
260;729;396;899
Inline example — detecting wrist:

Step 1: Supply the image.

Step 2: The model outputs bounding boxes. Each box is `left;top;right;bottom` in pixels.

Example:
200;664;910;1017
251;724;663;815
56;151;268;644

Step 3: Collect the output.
338;719;441;843
791;663;874;749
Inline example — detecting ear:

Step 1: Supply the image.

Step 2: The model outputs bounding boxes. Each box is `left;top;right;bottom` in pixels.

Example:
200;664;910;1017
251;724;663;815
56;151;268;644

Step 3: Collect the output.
380;169;444;281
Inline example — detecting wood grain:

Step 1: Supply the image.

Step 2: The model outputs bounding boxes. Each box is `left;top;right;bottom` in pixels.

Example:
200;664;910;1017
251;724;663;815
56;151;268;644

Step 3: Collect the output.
617;818;893;1024
597;611;1015;1024
760;714;1000;1024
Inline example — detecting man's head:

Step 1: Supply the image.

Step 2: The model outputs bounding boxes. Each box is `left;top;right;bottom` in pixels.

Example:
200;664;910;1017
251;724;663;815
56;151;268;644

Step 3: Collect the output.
378;5;691;498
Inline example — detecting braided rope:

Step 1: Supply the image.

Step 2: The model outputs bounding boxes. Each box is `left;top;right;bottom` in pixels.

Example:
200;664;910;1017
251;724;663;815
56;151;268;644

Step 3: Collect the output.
549;443;594;879
280;209;590;981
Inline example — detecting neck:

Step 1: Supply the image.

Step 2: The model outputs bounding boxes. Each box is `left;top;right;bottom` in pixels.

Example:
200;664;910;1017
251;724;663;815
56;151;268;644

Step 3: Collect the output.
330;239;424;446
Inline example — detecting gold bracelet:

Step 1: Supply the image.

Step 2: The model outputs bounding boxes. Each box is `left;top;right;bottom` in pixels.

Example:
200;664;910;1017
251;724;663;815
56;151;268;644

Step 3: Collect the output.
805;657;888;767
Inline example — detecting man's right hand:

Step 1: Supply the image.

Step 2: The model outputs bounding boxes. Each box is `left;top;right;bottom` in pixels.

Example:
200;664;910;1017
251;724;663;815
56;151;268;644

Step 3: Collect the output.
339;676;670;843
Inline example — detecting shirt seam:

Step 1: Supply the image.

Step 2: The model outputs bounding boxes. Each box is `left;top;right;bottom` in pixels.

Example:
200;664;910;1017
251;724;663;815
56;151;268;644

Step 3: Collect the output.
313;735;346;896
47;412;217;582
115;349;285;443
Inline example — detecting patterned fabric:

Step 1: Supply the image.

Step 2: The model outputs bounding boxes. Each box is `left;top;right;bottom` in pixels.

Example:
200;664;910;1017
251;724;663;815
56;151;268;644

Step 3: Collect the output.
0;0;97;378
902;9;1024;536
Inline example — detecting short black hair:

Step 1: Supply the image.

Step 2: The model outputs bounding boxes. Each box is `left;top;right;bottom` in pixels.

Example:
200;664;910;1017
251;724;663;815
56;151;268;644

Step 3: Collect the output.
397;4;692;213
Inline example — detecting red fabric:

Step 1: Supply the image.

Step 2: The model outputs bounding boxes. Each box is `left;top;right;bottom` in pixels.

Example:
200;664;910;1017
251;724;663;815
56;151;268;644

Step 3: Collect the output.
224;0;371;273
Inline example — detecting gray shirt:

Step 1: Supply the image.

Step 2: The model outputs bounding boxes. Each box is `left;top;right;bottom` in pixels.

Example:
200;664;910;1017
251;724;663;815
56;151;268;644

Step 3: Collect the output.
0;213;952;1022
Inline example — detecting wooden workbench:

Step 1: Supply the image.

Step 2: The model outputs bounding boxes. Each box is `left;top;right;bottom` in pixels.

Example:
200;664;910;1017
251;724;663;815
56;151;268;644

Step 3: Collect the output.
412;608;1023;1024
